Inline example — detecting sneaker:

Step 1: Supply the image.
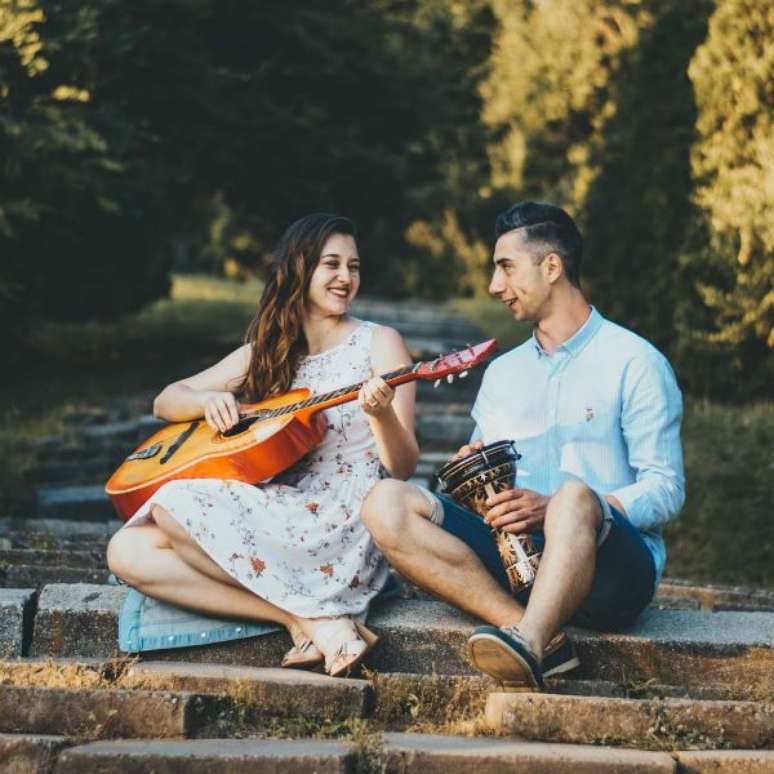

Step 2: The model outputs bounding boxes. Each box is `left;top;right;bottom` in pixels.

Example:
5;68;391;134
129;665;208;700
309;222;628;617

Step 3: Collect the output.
542;631;580;678
467;624;544;691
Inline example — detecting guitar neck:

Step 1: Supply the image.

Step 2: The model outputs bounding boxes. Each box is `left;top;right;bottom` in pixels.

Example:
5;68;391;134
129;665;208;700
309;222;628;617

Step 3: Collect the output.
245;364;421;420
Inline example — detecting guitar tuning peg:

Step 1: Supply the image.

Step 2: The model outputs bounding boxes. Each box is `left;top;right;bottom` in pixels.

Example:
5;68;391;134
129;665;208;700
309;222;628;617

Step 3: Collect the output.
459;370;469;379
433;379;441;388
446;374;454;384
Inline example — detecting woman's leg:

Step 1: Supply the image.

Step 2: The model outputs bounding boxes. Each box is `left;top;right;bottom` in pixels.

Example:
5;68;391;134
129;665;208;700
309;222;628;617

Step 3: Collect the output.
106;521;295;627
148;505;360;655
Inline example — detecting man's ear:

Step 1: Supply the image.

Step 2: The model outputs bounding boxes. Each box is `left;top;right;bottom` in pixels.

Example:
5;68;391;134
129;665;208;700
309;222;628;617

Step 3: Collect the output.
544;252;565;284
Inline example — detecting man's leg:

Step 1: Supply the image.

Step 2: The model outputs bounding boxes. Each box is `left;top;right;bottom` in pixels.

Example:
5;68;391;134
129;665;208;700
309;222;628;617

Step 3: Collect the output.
515;480;601;660
362;479;525;626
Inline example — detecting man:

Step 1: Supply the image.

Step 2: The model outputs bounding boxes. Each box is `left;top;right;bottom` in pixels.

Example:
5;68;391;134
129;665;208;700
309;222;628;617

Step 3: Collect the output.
362;201;684;689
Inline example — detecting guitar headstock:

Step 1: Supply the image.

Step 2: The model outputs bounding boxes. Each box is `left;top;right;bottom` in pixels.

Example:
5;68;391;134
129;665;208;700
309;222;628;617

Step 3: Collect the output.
414;340;497;381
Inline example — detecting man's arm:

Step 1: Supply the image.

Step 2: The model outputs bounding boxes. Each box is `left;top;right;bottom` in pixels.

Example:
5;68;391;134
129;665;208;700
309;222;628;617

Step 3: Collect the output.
608;354;685;530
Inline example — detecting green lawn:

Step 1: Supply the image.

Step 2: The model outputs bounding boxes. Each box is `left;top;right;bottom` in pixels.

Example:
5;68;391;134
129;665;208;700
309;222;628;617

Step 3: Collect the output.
4;277;772;589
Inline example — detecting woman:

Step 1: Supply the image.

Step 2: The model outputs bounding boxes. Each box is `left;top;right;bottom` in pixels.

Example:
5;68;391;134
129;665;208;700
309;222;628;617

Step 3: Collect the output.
107;213;418;676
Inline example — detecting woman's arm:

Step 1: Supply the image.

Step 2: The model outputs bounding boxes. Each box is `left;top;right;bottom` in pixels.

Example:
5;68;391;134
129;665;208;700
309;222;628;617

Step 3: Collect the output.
359;326;419;480
153;344;252;432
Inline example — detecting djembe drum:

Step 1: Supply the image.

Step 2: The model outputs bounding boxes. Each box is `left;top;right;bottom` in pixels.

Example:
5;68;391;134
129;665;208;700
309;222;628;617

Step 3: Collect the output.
437;440;541;594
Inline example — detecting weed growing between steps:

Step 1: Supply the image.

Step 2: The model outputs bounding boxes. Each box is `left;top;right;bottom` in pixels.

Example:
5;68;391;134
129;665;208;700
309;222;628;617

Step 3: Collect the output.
0;655;137;690
366;669;493;735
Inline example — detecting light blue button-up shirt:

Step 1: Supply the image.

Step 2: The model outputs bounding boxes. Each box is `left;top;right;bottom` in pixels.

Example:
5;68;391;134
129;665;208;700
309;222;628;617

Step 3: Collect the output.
471;306;684;582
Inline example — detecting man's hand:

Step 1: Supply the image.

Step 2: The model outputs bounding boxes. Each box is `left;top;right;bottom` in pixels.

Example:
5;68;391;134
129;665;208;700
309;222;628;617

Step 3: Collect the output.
484;487;550;533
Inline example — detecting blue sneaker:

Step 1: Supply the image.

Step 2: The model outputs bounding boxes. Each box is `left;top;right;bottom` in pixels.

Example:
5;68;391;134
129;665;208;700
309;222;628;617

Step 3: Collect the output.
467;624;544;691
542;631;580;678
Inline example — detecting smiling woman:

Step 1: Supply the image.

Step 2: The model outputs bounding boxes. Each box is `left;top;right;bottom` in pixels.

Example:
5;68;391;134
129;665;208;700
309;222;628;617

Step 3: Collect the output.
106;212;418;678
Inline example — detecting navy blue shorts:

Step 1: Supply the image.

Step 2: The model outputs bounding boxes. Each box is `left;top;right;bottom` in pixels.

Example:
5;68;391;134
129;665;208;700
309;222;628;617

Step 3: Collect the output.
434;493;657;631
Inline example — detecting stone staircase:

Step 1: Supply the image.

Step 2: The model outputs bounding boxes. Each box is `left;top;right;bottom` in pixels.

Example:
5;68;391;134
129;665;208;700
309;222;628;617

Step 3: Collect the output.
2;298;773;772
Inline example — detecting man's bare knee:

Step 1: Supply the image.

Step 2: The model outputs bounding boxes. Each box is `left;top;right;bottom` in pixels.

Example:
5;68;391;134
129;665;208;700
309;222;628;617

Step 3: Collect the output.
362;479;427;552
545;480;600;533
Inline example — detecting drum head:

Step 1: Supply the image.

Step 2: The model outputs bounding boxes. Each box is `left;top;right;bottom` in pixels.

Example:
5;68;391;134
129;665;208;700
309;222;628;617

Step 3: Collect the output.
437;440;520;493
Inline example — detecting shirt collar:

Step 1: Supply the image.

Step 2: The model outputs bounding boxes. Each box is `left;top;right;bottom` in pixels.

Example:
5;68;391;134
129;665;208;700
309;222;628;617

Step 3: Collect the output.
532;306;604;359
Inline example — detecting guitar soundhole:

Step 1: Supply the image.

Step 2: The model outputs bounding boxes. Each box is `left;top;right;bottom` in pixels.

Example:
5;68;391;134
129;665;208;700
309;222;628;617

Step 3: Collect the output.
221;417;259;438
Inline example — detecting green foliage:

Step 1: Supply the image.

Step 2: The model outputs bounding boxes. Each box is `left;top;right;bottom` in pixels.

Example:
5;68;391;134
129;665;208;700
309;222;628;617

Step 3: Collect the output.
675;0;774;398
0;1;170;324
665;400;773;588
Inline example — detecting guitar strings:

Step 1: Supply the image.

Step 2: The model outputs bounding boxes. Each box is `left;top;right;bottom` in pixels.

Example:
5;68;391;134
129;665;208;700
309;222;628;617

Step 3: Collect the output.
245;364;419;421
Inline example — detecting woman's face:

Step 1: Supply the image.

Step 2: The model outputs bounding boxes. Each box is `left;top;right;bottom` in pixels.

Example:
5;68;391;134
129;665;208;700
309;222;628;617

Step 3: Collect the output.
305;233;360;318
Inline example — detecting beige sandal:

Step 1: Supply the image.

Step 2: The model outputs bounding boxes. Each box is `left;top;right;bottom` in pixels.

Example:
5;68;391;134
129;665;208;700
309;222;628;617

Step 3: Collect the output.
308;617;379;677
281;623;324;669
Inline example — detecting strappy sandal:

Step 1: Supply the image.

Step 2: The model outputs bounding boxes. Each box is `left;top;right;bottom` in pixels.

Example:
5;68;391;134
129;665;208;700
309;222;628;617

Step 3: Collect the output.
309;617;379;678
281;623;324;670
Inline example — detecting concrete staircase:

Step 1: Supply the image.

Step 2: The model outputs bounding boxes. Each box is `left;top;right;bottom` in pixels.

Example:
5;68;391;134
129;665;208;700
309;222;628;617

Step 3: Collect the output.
2;298;773;772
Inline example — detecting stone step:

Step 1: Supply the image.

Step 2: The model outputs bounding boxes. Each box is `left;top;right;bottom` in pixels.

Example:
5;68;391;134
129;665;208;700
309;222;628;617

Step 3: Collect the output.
27;585;774;700
485;692;774;750
0;666;369;740
1;564;110;589
380;733;678;772
657;578;774;613
34;485;115;522
55;738;357;773
6;731;774;774
25;457;118;486
0;548;105;569
0;588;36;658
0;733;70;773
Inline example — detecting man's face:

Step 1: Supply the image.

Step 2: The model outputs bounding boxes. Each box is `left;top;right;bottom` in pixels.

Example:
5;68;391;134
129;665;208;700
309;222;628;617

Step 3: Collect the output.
488;230;551;322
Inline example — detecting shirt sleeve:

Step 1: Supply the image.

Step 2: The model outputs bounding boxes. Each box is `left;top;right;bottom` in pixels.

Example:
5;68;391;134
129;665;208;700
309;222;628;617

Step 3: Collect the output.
609;353;685;531
470;363;495;444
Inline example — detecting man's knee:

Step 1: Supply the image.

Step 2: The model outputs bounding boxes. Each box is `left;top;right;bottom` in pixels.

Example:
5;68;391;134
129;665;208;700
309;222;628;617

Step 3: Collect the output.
362;479;420;552
545;480;601;533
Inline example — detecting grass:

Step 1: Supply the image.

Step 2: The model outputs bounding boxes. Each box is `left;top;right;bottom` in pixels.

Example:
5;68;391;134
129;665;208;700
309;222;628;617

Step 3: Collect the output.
3;276;772;589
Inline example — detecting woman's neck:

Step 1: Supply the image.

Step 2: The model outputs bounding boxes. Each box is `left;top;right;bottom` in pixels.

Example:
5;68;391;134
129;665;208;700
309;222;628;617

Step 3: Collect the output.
302;313;355;356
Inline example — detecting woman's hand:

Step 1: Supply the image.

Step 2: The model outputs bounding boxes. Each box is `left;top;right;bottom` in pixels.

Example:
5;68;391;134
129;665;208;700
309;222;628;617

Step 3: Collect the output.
199;390;241;432
452;439;483;461
358;376;395;418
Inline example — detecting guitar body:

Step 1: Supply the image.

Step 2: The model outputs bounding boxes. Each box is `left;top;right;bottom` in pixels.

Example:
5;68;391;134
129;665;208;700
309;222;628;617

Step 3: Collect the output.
106;389;327;521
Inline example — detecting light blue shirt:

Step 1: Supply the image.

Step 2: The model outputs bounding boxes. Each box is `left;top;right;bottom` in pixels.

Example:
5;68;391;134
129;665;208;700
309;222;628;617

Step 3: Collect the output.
471;306;684;582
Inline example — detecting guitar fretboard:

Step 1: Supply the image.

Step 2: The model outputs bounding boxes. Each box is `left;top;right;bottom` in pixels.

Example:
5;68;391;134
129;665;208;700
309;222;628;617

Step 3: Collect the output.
246;363;419;420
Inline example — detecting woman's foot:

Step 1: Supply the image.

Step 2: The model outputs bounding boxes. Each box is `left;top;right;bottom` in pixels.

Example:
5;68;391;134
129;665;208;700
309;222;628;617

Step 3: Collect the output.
281;622;324;670
303;616;379;677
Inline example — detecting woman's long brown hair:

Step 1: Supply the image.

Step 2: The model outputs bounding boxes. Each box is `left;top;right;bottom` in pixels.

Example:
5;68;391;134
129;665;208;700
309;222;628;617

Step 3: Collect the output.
239;213;356;402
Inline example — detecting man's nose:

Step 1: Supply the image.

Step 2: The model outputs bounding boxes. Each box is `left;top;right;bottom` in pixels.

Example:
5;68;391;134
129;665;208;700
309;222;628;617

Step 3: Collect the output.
489;270;503;296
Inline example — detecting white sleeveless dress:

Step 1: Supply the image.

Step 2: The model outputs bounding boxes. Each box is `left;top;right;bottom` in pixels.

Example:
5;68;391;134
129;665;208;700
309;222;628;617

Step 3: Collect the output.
124;321;391;618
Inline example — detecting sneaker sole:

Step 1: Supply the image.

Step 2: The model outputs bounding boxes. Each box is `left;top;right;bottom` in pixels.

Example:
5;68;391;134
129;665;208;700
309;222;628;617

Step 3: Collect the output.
468;632;543;691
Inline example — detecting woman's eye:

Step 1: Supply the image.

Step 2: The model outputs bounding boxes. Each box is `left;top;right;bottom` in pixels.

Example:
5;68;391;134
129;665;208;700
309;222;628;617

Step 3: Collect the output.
349;264;360;272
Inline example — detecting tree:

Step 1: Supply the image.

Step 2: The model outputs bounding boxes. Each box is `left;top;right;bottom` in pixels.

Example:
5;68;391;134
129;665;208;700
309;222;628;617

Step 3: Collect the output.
675;0;773;398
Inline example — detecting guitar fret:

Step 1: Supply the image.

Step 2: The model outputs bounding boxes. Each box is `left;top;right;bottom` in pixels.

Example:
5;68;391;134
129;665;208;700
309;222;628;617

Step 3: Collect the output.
250;364;418;420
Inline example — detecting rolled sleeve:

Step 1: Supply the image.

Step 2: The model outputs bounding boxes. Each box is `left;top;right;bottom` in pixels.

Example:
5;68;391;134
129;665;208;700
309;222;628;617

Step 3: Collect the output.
609;354;685;531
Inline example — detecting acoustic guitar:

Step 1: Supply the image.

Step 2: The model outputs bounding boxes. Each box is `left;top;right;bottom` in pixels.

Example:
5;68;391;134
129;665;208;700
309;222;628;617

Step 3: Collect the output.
105;340;497;520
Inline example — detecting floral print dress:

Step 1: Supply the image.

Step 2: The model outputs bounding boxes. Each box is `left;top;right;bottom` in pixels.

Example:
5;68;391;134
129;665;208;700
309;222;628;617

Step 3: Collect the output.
124;321;391;619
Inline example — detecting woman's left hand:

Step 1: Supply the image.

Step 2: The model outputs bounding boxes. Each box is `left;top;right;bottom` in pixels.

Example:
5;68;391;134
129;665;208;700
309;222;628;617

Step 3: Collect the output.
358;376;395;418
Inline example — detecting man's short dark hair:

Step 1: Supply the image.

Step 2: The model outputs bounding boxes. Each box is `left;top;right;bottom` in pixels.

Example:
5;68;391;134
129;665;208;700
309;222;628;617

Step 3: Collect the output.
495;201;583;288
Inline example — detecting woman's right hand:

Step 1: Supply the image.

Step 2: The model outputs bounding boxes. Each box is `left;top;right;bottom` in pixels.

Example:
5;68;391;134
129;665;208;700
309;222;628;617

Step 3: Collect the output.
452;439;483;461
199;390;241;432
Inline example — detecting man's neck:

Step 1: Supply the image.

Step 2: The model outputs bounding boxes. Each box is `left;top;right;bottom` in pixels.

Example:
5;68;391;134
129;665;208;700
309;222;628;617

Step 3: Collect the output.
533;289;591;356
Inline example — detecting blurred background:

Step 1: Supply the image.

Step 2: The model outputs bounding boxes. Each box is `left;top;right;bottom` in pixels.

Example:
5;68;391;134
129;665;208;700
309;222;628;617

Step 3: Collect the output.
0;0;772;586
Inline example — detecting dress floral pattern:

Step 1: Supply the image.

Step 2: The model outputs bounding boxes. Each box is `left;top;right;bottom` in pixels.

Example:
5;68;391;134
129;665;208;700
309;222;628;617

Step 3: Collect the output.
124;322;391;618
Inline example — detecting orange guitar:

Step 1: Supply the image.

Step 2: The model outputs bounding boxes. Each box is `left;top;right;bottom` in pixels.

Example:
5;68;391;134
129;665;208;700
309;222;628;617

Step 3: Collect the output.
105;340;497;520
